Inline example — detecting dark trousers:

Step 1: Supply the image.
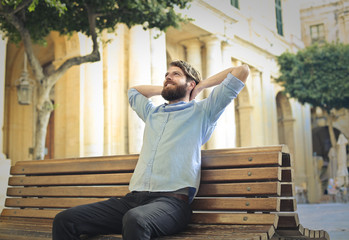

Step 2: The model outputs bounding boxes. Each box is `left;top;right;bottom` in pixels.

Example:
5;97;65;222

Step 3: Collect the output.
52;192;192;240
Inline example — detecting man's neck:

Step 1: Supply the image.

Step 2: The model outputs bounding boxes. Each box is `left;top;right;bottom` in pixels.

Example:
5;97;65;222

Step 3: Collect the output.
168;96;190;105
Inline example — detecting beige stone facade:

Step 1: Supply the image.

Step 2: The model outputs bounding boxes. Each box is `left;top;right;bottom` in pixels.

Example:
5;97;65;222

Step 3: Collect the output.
300;0;349;167
1;0;323;208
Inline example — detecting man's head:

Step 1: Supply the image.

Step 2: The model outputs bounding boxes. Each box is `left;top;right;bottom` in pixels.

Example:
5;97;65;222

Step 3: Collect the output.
161;60;201;102
169;60;202;85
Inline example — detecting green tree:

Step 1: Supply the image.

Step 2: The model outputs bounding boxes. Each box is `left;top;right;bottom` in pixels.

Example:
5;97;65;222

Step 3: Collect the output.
0;0;191;160
276;42;349;151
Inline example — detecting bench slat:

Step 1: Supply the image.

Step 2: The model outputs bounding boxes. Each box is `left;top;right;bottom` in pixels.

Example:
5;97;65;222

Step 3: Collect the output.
7;186;129;197
9;168;280;187
7;182;280;198
192;198;280;211
197;182;281;197
201;167;281;182
191;213;278;227
0;219;275;240
10;153;281;175
6;197;280;212
10;159;137;175
9;173;132;186
11;147;289;176
1;209;277;226
201;152;282;169
177;224;275;240
5;198;108;208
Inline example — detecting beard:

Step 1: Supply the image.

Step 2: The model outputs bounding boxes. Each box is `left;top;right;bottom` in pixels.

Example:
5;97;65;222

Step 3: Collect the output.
161;83;188;101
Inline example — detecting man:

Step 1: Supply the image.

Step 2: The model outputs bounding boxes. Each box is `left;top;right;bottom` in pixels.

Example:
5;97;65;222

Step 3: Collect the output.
52;60;249;240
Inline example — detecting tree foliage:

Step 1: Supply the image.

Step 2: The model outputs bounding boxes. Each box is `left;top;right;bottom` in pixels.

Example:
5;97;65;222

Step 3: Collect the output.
0;0;192;160
0;0;191;44
276;42;349;112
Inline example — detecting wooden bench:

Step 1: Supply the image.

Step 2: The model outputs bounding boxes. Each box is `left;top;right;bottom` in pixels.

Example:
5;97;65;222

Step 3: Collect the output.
0;145;329;240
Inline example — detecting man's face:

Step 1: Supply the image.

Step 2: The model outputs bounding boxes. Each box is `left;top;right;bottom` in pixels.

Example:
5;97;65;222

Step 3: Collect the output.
161;66;189;101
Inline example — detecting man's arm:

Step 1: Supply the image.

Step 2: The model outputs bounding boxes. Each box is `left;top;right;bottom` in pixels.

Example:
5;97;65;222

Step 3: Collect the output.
129;85;163;98
190;65;250;100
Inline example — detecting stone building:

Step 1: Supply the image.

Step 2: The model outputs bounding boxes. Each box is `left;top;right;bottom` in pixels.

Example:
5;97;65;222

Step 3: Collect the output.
300;0;349;191
0;0;321;210
300;0;349;138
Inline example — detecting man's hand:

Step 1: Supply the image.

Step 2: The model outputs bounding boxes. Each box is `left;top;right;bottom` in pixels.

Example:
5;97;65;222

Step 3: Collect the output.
189;65;250;101
231;65;250;83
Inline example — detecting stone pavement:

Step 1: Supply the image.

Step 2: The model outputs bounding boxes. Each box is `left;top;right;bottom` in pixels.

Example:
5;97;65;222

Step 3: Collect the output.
297;203;349;240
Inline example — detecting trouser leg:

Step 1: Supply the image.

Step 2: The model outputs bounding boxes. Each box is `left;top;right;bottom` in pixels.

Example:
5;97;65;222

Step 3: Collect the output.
122;196;192;240
52;197;133;240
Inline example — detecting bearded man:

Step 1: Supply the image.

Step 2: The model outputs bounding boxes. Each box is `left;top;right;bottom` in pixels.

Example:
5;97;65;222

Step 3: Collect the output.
52;60;249;240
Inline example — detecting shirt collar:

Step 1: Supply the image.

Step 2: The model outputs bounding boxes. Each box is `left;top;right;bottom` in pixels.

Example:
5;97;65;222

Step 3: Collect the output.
162;100;195;112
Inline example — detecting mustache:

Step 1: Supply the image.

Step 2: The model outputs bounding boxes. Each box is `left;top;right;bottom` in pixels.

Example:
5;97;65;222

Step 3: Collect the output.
164;80;176;87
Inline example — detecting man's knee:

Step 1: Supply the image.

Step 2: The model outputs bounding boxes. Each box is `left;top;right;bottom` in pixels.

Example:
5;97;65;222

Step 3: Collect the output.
122;209;150;239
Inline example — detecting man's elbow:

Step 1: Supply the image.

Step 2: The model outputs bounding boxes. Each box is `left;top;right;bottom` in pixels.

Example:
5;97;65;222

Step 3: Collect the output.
231;65;250;83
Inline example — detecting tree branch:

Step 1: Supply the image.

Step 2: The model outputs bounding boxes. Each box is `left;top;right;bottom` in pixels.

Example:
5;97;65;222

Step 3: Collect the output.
46;3;100;89
13;0;33;14
2;2;45;82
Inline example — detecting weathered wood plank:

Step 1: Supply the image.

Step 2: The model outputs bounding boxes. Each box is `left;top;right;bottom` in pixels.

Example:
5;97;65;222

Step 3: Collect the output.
191;213;278;227
5;198;108;208
9;173;132;186
197;182;281;197
2;209;278;226
201;152;282;169
10;159;137;175
192;198;280;212
6;197;280;212
11;152;285;176
7;186;129;197
201;167;281;182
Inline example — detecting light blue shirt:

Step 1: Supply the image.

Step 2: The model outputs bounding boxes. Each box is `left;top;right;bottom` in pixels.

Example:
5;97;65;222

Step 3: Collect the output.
128;73;245;202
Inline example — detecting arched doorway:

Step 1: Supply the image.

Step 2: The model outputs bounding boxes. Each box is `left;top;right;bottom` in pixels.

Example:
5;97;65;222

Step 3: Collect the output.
276;92;295;157
235;87;252;147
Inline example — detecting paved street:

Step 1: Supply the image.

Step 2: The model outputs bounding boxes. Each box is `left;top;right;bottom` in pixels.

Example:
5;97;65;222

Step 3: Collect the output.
297;203;349;240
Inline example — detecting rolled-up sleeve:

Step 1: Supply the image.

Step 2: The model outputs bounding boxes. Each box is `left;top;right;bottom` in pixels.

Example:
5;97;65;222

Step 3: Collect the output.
203;73;245;124
128;88;154;122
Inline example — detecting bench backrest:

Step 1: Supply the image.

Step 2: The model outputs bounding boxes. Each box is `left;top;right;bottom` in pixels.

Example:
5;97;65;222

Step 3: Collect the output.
2;145;296;230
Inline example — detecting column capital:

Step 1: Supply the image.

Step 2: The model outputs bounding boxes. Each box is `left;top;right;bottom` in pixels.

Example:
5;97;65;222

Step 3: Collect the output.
199;34;225;45
179;38;203;48
251;69;261;78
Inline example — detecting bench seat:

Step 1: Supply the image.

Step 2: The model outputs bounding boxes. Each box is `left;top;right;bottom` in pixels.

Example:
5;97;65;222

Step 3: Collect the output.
0;145;330;239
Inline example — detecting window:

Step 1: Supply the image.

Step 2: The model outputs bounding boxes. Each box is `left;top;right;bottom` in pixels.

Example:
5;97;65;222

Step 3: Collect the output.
230;0;239;9
310;24;325;44
275;0;283;36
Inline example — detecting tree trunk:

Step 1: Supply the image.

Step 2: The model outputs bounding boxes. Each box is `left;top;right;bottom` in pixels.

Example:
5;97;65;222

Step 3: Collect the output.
324;110;337;148
33;99;53;160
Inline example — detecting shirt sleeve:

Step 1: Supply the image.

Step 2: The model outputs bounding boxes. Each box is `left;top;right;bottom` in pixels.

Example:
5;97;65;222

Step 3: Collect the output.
203;73;245;124
128;88;155;122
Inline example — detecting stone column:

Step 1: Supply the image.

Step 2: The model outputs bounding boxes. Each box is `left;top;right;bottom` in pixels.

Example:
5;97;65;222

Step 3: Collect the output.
250;69;264;146
128;25;151;153
237;105;253;147
150;29;166;106
181;38;204;100
0;37;11;212
103;25;127;155
79;33;104;157
261;69;278;145
222;42;236;147
201;35;224;149
302;104;321;203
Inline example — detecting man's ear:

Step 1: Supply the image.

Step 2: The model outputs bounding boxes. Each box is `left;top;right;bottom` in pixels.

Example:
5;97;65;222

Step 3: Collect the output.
187;80;196;91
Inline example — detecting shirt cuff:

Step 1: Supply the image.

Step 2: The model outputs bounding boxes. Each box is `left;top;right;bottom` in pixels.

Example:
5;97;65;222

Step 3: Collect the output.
222;72;245;93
